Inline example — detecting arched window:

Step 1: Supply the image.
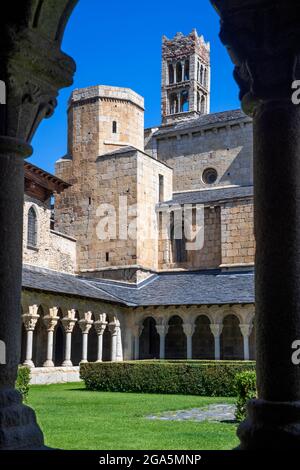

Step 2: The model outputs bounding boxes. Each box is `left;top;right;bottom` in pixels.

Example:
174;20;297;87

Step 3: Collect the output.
200;65;204;84
170;212;187;263
197;92;201;112
184;60;189;81
204;68;208;87
168;63;174;84
169;93;179;114
27;206;37;248
180;90;189;112
112;121;117;133
201;95;206;114
176;62;182;83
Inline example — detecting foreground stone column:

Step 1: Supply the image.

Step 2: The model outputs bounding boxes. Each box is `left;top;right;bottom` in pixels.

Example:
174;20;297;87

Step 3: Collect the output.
94;313;107;362
43;308;59;367
156;323;168;359
240;324;252;361
183;323;195;359
22;305;40;368
0;0;77;450
210;323;223;360
211;0;300;448
61;310;77;367
79;313;93;364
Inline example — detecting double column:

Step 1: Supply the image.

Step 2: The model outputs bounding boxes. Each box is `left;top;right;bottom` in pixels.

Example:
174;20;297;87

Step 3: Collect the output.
210;323;223;361
183;323;195;359
132;324;143;360
108;317;123;362
155;323;169;359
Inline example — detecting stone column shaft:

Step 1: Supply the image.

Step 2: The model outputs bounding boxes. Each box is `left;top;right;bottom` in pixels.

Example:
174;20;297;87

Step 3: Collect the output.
62;313;77;367
43;314;59;367
210;0;300;448
210;324;223;361
156;324;168;360
94;319;107;362
183;323;195;360
79;318;93;364
22;309;39;368
240;324;252;361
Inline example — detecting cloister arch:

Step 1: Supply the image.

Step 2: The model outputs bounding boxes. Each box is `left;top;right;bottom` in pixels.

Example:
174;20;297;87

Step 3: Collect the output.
220;314;243;360
165;315;186;359
71;310;81;366
53;308;64;366
249;321;256;360
192;315;214;359
102;313;112;361
88;312;98;362
139;316;160;359
32;305;47;367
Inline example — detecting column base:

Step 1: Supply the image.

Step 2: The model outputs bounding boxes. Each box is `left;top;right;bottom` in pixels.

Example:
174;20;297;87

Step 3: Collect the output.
23;359;35;368
80;360;88;364
62;360;73;367
0;388;45;449
95;359;102;363
43;360;54;367
237;399;300;449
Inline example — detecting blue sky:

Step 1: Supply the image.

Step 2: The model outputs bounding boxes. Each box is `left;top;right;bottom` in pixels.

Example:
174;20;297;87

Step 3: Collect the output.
30;0;240;173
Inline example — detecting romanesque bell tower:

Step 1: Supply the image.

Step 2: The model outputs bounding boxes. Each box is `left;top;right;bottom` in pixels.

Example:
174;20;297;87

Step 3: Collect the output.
161;29;210;124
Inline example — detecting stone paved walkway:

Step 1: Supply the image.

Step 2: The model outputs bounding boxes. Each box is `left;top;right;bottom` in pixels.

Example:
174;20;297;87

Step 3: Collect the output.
147;404;236;422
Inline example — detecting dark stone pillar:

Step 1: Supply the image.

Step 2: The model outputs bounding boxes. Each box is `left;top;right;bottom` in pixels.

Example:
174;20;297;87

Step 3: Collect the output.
0;137;45;448
0;0;77;449
210;0;300;448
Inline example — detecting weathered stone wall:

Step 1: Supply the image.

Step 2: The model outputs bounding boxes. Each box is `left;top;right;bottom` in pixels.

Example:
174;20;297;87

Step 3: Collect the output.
146;117;253;192
23;195;76;273
55;86;145;276
221;198;255;267
137;152;173;271
158;206;221;270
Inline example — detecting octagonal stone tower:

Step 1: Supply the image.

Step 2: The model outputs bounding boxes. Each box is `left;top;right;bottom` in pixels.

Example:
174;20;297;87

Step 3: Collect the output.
161;29;210;125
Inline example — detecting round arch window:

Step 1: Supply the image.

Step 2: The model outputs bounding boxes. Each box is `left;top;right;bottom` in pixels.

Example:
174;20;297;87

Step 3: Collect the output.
202;167;218;185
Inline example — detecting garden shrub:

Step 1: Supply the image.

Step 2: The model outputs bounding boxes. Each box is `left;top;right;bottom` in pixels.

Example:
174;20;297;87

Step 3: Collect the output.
80;360;255;397
16;366;31;402
234;370;256;422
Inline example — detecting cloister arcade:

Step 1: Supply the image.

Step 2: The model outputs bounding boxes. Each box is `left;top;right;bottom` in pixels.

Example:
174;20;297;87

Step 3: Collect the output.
134;308;255;362
20;289;255;368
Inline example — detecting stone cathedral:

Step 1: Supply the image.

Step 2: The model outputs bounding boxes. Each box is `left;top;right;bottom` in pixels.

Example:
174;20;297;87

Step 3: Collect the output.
21;30;255;384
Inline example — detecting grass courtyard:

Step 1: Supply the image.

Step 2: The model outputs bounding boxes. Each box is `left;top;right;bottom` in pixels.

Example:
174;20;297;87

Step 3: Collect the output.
28;382;239;450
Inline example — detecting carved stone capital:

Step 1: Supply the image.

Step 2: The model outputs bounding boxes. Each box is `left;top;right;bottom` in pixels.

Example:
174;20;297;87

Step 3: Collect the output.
182;323;195;337
22;312;39;331
43;315;59;332
211;0;300;115
61;316;77;334
0;1;77;142
132;324;144;338
240;323;253;338
156;324;169;337
108;319;120;336
79;318;93;335
210;323;223;338
94;320;107;336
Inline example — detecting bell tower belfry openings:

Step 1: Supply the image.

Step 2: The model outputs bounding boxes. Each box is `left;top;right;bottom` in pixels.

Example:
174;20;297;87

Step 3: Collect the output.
161;29;210;124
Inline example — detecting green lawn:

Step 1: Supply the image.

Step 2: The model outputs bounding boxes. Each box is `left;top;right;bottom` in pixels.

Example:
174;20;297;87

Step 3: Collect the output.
28;382;239;450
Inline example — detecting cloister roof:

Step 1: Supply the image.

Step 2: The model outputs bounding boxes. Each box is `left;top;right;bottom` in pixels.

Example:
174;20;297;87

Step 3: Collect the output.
22;264;254;307
159;185;253;207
